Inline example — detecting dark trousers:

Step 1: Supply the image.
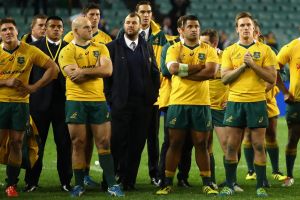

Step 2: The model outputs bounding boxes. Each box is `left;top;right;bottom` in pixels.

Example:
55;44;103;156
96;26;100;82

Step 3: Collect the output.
27;102;72;186
111;99;152;187
147;105;160;178
158;108;193;182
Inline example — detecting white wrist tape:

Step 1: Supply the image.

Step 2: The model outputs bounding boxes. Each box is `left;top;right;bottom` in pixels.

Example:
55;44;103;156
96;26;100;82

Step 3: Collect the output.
178;63;188;77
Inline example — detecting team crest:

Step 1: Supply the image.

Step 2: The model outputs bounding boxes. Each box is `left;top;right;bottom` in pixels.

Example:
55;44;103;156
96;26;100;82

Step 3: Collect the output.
93;51;100;57
198;53;206;60
253;52;261;59
17;57;25;64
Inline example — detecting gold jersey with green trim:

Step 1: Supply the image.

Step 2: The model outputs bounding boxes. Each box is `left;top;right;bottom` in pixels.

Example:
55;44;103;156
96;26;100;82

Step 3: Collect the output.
209;50;229;110
266;86;280;118
166;42;219;105
58;41;110;101
221;41;277;102
277;38;300;101
63;29;112;44
0;42;50;103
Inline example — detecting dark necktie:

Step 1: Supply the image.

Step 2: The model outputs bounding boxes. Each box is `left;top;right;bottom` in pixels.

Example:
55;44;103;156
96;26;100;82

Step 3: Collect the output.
130;41;136;50
140;31;146;40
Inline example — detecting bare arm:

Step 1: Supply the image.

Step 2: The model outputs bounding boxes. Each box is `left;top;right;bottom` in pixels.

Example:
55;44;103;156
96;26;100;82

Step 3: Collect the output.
276;64;294;103
183;62;217;81
168;62;204;75
244;52;277;84
221;63;247;85
0;79;22;87
19;59;58;95
67;56;113;81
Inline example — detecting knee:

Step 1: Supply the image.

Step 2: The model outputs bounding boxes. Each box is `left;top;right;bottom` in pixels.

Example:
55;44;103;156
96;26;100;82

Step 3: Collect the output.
194;139;207;150
97;137;110;150
71;137;86;150
9;138;23;151
253;142;264;153
169;139;184;151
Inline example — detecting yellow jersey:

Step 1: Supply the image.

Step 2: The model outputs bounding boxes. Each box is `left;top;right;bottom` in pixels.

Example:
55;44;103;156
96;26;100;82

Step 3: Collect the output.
0;42;50;103
63;29;112;44
209;50;229;110
222;41;277;102
277;38;300;101
166;42;218;105
58;41;110;101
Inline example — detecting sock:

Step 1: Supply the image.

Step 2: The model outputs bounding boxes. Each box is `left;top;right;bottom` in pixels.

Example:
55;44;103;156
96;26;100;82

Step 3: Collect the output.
286;153;296;177
6;165;20;186
224;160;238;189
243;143;255;172
84;168;90;176
74;169;85;187
210;153;215;183
98;153;117;187
254;163;266;189
200;171;211;186
165;170;175;186
266;143;279;173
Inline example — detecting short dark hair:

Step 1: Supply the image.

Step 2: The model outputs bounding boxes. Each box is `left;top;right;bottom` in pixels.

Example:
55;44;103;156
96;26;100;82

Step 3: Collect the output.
125;12;141;23
182;15;200;27
235;12;254;27
135;1;151;12
46;16;64;25
31;14;47;28
82;2;100;15
177;15;187;28
201;29;219;44
0;18;17;27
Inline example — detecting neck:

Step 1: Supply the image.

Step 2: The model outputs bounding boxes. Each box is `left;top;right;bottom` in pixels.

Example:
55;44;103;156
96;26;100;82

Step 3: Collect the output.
125;34;138;41
74;38;90;46
141;24;149;30
3;40;19;50
184;38;198;47
47;37;60;42
92;27;98;35
239;37;254;46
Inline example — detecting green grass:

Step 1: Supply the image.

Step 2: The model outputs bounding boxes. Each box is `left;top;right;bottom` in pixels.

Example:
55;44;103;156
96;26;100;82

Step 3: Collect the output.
1;117;299;199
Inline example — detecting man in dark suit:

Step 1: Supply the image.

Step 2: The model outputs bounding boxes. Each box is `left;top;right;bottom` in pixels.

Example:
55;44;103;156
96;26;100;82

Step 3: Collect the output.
105;12;160;190
24;16;72;192
21;14;47;43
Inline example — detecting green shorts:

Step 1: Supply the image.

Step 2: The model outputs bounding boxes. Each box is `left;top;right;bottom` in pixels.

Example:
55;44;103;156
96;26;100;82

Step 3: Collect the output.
65;101;111;124
211;109;226;127
224;101;268;128
167;105;212;132
0;102;29;131
286;102;300;124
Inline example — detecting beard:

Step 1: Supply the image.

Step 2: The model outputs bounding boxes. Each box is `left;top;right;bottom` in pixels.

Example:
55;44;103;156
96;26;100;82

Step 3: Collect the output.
125;29;139;40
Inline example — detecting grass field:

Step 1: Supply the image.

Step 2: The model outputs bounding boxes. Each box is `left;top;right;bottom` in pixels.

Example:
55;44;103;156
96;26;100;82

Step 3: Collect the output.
0;117;299;199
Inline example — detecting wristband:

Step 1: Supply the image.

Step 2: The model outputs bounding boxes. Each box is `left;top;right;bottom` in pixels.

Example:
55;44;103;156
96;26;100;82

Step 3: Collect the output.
178;63;188;77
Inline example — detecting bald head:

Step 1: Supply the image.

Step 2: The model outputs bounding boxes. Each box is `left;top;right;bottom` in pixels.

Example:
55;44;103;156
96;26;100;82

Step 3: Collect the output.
72;16;92;42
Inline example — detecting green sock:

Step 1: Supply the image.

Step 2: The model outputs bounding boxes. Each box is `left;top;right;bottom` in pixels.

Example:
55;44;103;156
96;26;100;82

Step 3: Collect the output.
266;146;279;173
98;154;116;187
210;154;215;183
6;165;20;186
74;169;85;187
244;145;255;172
254;164;266;189
224;160;238;189
286;154;296;177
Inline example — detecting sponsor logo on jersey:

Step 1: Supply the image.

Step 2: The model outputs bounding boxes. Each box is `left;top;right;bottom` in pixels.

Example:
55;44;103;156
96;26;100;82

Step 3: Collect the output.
93;51;100;57
253;52;261;60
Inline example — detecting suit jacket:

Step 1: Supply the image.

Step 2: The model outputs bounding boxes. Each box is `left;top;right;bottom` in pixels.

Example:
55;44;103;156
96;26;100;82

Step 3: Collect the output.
105;35;160;110
29;37;68;112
